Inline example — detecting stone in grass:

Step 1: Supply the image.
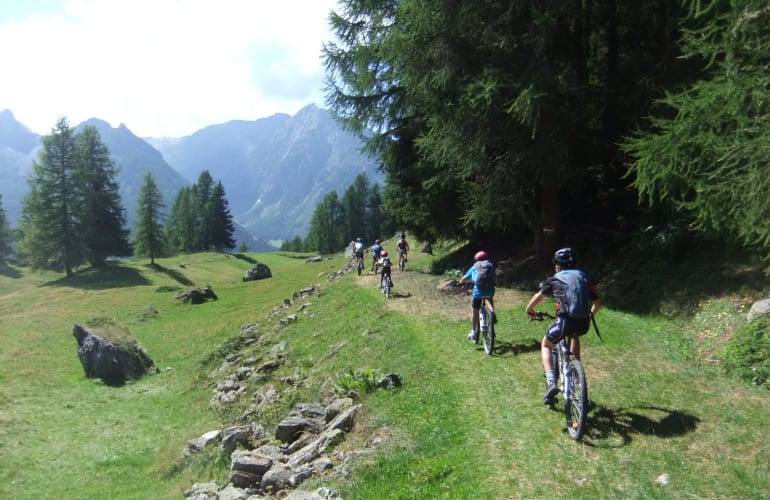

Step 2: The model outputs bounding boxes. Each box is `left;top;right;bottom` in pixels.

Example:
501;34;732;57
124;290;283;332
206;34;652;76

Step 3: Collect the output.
72;321;156;386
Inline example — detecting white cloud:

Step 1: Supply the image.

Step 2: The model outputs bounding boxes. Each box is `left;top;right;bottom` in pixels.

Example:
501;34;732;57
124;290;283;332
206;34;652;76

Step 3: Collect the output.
0;0;338;137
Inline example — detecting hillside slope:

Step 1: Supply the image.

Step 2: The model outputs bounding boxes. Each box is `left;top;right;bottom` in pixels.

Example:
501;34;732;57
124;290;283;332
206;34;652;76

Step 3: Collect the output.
0;248;767;498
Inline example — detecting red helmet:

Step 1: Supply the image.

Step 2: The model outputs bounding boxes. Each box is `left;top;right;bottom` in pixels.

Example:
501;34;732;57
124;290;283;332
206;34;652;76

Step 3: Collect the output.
381;250;388;257
474;251;488;261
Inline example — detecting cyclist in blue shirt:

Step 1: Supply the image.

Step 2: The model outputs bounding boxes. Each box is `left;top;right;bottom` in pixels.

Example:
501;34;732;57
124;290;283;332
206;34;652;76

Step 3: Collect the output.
458;251;496;342
370;239;383;271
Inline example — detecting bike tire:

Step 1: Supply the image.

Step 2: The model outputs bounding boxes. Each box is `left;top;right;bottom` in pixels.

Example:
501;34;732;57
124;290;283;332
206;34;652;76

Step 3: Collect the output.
565;359;588;440
399;254;405;271
357;260;362;276
382;276;391;298
481;305;494;354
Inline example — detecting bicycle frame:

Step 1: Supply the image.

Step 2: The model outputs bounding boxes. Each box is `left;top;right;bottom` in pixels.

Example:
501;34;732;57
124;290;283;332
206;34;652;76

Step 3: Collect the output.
478;296;495;355
532;311;589;440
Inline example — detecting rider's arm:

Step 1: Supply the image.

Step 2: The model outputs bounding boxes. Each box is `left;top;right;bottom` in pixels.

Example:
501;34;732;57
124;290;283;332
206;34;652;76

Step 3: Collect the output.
526;291;545;317
590;297;602;316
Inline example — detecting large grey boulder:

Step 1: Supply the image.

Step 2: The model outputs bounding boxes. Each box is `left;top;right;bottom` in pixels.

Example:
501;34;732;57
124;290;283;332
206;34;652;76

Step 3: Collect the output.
747;298;770;322
243;263;272;282
72;324;155;386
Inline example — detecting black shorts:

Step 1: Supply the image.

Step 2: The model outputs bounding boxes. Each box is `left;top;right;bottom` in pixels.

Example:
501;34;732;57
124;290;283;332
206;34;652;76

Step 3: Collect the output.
546;316;591;343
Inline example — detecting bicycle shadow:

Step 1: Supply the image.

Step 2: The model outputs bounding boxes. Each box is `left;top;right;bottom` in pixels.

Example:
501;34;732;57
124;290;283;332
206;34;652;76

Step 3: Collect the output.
579;404;700;448
493;339;541;356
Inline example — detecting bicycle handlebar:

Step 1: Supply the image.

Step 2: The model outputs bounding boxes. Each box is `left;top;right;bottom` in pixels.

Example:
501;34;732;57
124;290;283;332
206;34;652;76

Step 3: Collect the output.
529;310;555;321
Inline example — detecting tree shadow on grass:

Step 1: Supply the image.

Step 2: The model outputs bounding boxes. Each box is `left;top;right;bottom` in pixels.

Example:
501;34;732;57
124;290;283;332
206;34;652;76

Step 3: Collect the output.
580;404;700;448
146;263;195;287
45;263;151;290
0;265;23;278
228;253;258;264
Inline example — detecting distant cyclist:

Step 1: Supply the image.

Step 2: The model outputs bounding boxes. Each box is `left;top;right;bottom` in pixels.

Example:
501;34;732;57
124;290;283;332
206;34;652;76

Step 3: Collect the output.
396;233;410;269
458;251;496;342
379;250;393;289
353;237;366;271
370;239;383;271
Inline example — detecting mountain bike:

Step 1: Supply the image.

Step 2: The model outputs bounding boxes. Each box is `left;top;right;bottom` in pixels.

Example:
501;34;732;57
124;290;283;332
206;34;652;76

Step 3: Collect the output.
372;255;381;274
478;296;496;355
355;255;364;275
398;251;406;272
381;272;392;299
531;311;588;440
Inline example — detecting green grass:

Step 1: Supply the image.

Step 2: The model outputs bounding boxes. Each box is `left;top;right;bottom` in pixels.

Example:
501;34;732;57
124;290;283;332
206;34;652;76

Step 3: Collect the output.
1;247;768;499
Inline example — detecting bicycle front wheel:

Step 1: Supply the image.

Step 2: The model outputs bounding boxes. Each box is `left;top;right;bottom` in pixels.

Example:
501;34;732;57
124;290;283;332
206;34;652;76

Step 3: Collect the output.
481;305;495;355
565;359;588;440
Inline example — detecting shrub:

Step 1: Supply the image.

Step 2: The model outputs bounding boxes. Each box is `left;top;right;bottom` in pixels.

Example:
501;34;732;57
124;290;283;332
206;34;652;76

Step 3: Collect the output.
722;317;770;389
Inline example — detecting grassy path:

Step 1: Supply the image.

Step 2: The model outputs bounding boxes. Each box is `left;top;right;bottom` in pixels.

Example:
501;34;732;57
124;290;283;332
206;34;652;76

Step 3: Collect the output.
1;249;768;498
333;253;770;498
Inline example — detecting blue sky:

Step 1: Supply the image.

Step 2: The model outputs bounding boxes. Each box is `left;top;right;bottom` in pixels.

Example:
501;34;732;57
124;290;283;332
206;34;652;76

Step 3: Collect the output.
0;0;338;137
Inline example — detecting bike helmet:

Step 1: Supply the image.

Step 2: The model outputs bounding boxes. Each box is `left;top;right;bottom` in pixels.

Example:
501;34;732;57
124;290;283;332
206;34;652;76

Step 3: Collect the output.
553;247;577;267
356;237;362;243
400;233;405;239
474;251;488;261
381;250;388;257
375;239;381;244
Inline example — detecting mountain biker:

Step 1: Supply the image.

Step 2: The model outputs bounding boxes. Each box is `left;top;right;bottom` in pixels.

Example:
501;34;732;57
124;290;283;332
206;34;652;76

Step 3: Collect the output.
370;239;383;271
458;251;496;342
396;233;410;265
379;250;393;288
353;237;366;271
525;247;601;405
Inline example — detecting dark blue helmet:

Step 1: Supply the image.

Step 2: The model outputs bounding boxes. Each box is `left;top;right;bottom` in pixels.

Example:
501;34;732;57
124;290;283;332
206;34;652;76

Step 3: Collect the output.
553;247;577;267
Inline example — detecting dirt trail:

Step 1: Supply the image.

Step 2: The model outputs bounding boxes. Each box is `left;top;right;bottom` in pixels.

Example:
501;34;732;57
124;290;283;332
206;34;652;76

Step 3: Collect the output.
354;262;530;324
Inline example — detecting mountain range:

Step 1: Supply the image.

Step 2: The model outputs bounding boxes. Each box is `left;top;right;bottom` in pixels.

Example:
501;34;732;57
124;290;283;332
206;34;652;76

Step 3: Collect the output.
0;105;381;250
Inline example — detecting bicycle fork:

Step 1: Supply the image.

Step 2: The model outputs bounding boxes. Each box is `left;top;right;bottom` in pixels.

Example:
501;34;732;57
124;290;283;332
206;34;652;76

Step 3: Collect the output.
557;341;571;401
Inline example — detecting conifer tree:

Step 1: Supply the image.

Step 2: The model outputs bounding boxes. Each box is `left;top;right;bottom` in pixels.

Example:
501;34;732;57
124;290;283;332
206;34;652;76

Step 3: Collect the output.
209;181;235;251
20;117;83;277
75;126;131;266
133;172;166;264
0;193;11;265
166;186;195;253
306;191;343;254
195;170;214;250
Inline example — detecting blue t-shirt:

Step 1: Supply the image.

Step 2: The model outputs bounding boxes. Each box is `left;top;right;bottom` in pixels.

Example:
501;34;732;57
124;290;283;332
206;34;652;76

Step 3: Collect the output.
463;263;495;298
371;244;382;257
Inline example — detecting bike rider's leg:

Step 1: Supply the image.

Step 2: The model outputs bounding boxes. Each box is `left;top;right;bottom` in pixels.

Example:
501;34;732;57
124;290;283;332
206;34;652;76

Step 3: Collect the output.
468;297;481;341
486;297;498;323
570;336;581;361
542;319;563;403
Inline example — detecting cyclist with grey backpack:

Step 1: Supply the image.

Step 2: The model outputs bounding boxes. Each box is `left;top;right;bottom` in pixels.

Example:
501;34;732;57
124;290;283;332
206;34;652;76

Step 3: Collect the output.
526;247;601;405
458;251;496;342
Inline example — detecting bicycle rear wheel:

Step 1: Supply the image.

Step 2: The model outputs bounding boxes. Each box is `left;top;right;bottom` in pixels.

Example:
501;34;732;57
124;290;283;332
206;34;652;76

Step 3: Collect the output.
382;275;391;298
399;254;405;271
565;359;588;440
481;304;494;355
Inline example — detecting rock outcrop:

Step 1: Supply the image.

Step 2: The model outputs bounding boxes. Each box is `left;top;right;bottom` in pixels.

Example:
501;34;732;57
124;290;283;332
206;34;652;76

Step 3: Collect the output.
72;324;156;386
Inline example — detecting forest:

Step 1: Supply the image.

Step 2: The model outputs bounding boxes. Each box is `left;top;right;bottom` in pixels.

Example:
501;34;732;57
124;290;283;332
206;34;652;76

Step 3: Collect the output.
314;0;770;263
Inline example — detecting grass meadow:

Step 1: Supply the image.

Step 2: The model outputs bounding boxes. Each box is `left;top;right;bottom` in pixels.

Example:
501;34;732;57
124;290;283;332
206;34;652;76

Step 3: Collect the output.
1;243;768;499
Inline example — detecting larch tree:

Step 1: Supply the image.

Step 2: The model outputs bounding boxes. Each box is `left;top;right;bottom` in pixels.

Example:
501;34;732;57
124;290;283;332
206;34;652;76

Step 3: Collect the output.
625;0;770;250
133;172;166;265
20;117;83;277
